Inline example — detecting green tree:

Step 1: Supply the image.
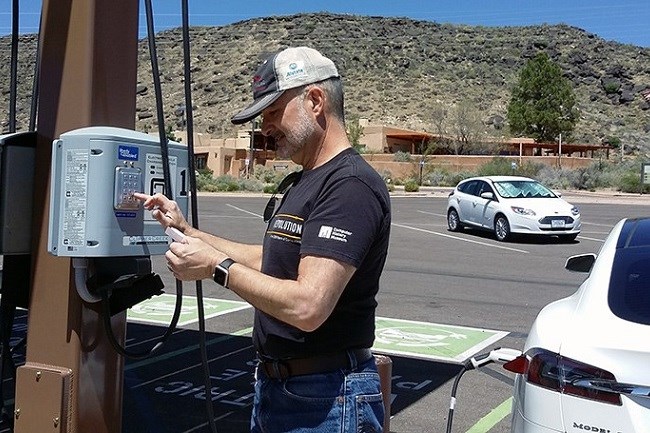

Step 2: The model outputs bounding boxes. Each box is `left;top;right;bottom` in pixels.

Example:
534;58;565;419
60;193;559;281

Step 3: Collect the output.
507;52;578;143
346;116;365;151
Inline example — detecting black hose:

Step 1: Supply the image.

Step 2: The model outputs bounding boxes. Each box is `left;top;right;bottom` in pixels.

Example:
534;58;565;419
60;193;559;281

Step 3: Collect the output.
29;8;43;132
144;0;172;192
181;2;218;431
8;0;19;132
101;287;182;360
98;0;185;361
446;363;470;433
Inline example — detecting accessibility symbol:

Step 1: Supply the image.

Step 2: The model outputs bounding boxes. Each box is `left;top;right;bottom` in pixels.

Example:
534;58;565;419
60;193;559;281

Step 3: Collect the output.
373;317;508;363
127;294;251;326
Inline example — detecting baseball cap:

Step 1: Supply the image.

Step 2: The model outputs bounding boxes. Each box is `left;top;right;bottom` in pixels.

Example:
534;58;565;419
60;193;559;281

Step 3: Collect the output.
231;47;339;125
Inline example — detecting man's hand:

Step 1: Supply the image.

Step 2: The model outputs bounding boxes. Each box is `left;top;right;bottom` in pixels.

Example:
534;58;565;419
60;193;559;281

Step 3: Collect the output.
166;236;228;281
133;192;190;232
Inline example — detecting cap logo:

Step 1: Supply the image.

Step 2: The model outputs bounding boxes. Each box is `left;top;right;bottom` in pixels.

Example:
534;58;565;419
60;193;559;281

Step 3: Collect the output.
252;75;268;93
284;61;306;81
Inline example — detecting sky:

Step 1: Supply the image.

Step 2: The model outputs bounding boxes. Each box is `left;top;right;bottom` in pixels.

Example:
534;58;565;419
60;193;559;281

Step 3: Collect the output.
1;0;649;48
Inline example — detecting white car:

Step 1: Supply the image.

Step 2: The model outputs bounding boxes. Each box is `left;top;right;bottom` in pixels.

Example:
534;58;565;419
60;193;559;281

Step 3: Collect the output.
505;217;650;433
446;176;581;242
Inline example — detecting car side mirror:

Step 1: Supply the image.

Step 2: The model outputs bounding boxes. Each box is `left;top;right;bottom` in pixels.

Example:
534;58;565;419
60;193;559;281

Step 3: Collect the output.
480;192;494;200
565;253;596;273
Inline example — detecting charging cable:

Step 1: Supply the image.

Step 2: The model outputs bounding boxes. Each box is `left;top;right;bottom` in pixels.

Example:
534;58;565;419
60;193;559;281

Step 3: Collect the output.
446;348;521;433
179;1;219;432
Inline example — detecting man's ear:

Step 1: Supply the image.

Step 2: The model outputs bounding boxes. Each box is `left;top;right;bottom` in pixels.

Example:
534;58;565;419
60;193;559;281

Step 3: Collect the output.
306;86;326;115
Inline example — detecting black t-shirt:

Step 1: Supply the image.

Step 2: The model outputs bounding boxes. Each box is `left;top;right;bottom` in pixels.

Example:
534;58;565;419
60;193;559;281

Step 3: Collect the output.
255;148;391;359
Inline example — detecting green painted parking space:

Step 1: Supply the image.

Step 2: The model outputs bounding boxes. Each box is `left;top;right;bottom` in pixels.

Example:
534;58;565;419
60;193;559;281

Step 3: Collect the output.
127;294;251;326
127;297;507;364
373;316;508;362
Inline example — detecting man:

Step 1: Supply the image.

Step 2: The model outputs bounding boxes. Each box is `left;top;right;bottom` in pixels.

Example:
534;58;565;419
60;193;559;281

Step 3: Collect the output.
136;46;391;432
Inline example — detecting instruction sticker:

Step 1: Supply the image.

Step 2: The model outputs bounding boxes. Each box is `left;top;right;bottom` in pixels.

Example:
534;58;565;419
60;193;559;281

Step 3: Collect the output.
61;149;89;248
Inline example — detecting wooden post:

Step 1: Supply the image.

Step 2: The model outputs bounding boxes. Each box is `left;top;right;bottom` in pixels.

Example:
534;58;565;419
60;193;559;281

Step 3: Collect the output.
14;1;138;432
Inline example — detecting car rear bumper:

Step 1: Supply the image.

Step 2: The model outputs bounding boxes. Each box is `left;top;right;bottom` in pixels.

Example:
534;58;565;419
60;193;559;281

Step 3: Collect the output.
511;408;562;433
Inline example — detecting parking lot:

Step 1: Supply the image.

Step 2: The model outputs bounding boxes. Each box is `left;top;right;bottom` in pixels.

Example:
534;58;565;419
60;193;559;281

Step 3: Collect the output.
2;192;647;432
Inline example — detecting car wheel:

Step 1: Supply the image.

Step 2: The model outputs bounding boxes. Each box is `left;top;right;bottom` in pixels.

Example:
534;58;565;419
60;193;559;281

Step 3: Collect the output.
447;208;462;232
494;215;511;241
558;233;578;242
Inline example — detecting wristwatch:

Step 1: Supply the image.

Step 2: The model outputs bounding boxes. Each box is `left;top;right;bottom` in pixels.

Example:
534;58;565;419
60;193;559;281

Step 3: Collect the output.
213;258;235;288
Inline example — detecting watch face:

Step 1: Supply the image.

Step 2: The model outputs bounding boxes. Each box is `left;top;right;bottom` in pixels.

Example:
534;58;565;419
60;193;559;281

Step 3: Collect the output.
213;266;227;286
213;258;234;287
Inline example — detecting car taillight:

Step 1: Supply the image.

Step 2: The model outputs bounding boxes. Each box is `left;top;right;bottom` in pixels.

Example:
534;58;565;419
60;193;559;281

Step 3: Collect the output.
504;348;622;405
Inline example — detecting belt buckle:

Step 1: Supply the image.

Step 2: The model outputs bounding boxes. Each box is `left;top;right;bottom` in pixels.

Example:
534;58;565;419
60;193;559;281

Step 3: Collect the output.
266;359;291;380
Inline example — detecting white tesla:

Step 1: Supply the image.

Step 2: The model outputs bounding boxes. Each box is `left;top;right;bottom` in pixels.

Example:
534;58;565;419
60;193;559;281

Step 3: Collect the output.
505;217;650;432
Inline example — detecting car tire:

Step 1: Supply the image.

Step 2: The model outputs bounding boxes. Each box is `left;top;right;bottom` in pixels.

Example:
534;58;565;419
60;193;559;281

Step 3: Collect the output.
558;233;578;242
448;208;462;232
494;215;511;241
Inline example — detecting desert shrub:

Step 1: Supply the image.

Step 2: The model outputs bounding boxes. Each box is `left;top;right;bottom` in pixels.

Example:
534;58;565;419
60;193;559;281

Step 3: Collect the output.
196;171;217;191
517;161;545;178
379;169;393;184
252;165;286;184
393;151;412;162
477;157;515;176
447;170;476;187
423;168;447;186
238;178;265;192
403;179;420;192
536;166;575;189
423;167;474;186
213;175;241;191
617;172;642;193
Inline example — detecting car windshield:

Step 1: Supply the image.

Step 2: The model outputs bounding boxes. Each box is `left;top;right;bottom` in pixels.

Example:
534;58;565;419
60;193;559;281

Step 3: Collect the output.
493;180;556;199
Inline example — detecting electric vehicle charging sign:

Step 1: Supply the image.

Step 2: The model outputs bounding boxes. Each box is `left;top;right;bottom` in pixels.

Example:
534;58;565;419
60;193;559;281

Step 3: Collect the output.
372;317;508;363
127;294;251;326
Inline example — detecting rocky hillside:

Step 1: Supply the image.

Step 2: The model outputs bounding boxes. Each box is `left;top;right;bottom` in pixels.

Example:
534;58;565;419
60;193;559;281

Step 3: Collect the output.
2;13;650;152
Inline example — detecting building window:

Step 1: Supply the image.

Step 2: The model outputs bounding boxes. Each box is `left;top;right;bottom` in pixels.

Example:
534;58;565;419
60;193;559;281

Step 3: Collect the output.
195;154;207;170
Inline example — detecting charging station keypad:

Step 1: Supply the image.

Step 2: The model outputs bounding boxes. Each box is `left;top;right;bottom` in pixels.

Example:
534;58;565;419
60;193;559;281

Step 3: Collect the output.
114;166;142;210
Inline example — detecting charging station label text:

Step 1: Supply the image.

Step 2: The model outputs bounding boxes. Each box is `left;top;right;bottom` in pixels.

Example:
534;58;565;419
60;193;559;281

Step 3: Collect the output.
118;145;139;161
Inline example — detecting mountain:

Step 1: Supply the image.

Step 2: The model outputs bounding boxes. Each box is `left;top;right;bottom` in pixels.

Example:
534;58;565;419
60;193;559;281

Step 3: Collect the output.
2;13;650;152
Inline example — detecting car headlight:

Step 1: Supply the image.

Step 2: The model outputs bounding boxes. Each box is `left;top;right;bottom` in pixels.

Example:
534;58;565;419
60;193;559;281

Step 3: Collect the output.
510;206;536;216
571;206;580;216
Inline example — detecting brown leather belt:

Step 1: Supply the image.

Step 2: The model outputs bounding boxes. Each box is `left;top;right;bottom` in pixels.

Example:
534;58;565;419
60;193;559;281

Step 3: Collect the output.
259;348;373;380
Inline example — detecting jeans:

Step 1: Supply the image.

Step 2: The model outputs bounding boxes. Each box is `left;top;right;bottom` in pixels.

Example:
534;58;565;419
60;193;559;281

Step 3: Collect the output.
251;355;384;433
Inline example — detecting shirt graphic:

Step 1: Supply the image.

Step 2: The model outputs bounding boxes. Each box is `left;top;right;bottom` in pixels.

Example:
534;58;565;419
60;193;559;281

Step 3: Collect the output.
267;214;303;243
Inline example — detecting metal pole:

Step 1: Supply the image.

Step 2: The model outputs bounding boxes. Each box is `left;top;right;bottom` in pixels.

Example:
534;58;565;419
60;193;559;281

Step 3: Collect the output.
558;133;562;168
249;121;255;178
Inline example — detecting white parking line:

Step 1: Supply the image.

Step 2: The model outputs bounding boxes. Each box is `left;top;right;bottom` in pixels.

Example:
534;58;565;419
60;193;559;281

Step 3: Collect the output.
577;235;605;242
417;210;447;218
581;221;616;227
392;223;530;254
227;203;263;218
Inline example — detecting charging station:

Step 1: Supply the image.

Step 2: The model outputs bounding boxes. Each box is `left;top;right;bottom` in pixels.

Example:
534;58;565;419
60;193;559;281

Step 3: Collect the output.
0;131;36;255
48;126;188;257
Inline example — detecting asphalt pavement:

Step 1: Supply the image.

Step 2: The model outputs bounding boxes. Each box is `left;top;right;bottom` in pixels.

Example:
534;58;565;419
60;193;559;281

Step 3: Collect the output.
1;192;647;433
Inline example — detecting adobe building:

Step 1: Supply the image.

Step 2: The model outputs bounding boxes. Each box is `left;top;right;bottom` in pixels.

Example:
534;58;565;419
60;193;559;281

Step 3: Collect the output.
173;120;612;179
